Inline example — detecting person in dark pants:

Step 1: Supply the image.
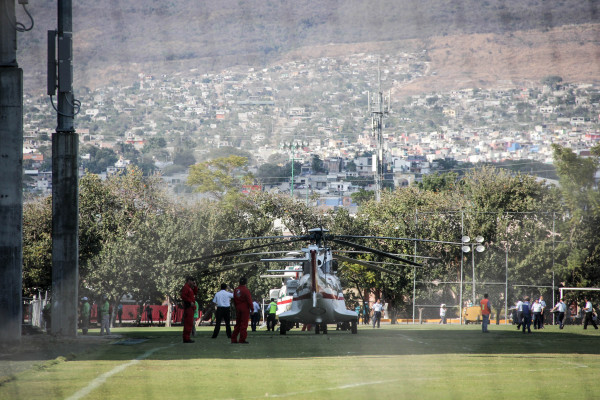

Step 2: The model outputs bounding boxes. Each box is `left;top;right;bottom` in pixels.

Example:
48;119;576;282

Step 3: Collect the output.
117;303;123;326
266;298;277;331
531;298;542;329
372;299;383;328
145;304;153;326
521;297;532;333
181;276;198;343
212;283;234;338
480;294;491;333
515;298;523;330
583;297;599;330
551;298;567;329
251;299;261;332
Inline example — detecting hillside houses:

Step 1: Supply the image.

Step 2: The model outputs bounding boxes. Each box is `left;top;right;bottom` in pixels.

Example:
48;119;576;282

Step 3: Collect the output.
21;52;600;204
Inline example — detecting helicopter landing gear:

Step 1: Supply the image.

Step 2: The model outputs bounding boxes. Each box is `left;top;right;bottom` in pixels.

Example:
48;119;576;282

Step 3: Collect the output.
314;323;327;334
351;320;358;334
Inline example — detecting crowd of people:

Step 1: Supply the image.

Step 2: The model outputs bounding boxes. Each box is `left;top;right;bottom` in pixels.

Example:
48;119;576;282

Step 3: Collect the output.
512;295;598;332
73;278;599;340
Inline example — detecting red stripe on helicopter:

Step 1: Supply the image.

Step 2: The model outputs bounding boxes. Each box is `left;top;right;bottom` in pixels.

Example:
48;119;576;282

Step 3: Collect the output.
277;298;293;305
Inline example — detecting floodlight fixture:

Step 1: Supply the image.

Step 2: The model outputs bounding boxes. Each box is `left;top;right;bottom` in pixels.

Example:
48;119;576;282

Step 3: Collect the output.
461;235;470;243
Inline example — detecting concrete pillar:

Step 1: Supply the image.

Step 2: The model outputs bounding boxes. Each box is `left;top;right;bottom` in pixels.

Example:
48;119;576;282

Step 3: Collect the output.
0;0;23;344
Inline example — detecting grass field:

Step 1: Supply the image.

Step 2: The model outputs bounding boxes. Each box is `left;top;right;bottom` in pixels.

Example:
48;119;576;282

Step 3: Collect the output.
1;323;599;400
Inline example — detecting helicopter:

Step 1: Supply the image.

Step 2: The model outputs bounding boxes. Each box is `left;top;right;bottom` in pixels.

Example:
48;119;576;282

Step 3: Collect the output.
176;227;423;335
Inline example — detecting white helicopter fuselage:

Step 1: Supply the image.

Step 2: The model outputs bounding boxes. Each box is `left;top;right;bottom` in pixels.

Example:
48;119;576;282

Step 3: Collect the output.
278;268;358;325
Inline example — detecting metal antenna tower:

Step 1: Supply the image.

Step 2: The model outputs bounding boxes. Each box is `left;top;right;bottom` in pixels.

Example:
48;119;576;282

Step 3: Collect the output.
368;60;391;202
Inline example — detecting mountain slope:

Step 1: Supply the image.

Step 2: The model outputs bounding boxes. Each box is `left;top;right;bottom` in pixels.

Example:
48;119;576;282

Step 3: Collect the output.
15;0;600;92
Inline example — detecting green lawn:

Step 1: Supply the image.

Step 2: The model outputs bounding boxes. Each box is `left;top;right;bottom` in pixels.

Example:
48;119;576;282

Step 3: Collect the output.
1;323;599;399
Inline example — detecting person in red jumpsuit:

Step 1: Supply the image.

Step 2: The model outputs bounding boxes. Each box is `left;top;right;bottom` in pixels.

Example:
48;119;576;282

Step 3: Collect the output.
231;276;253;344
181;276;198;343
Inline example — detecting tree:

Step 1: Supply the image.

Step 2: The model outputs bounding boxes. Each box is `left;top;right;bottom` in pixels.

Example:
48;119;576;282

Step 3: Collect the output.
80;145;118;174
552;144;600;288
311;154;326;173
417;172;458;192
141;137;167;154
256;163;286;185
173;148;196;167
187;155;254;200
22;197;52;296
350;188;375;205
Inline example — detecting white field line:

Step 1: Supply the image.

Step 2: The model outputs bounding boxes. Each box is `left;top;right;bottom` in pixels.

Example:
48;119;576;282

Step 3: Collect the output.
65;344;174;400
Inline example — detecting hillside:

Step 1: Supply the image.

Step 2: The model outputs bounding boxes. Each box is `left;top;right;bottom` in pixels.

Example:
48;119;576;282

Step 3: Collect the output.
15;0;600;93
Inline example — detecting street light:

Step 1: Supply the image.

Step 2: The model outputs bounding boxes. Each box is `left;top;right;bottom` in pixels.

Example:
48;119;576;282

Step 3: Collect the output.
462;235;485;303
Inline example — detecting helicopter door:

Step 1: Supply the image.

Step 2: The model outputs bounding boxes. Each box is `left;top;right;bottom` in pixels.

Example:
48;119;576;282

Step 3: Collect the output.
269;288;280;300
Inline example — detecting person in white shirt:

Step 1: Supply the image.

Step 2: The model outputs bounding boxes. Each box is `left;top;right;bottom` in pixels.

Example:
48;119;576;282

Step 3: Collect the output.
251;299;261;331
439;304;447;324
551;298;567;329
531;299;543;329
539;296;547;328
211;283;234;338
582;297;598;330
515;299;523;330
372;299;383;328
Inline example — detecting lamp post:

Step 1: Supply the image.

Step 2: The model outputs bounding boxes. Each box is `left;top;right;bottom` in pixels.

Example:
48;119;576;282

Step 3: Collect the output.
462;235;485;304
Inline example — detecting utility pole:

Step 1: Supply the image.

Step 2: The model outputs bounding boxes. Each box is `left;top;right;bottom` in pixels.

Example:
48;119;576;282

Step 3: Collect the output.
50;0;79;336
0;0;24;344
368;61;390;202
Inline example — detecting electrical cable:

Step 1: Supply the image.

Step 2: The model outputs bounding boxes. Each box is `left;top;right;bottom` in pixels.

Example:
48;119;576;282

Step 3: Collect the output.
49;94;82;118
3;2;34;32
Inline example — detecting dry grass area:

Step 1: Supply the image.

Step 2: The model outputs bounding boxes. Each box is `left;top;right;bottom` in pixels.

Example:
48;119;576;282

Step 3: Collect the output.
278;23;600;95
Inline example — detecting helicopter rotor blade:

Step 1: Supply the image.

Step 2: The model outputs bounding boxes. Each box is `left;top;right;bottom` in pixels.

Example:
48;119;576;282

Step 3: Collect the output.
330;238;423;267
335;254;406;277
215;235;305;242
333;250;440;260
336;235;463;246
198;261;259;276
175;237;307;266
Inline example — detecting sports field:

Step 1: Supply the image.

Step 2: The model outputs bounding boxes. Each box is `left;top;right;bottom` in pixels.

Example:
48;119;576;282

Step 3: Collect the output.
1;323;599;400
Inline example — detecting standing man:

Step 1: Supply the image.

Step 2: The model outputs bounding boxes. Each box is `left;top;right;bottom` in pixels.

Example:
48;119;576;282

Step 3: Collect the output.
145;303;153;326
251;298;261;332
551;298;567;329
515;298;523;330
531;298;543;330
181;276;198;343
212;283;233;339
582;297;599;330
521;296;532;334
117;303;123;326
266;298;277;331
100;295;111;335
80;297;91;335
539;296;546;329
372;299;383;328
439;304;447;324
480;293;491;333
231;277;253;344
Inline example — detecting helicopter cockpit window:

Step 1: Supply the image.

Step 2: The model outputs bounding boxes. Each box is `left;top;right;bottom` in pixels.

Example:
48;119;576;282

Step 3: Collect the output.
286;280;299;296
